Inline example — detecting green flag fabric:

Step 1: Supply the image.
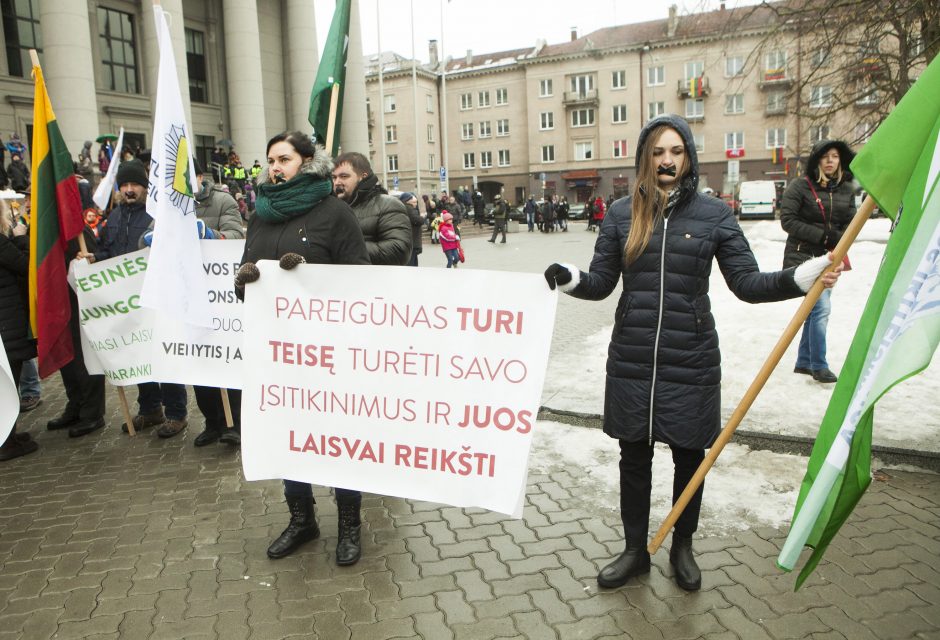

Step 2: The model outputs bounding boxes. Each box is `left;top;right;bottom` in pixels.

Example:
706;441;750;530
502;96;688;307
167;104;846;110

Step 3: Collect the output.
778;54;940;590
308;0;351;157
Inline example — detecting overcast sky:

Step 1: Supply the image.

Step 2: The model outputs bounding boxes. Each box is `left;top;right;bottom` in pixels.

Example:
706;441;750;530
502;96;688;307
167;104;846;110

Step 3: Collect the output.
314;0;762;64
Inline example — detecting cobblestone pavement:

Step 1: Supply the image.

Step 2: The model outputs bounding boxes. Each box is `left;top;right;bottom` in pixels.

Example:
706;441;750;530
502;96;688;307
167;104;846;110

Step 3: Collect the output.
2;222;938;639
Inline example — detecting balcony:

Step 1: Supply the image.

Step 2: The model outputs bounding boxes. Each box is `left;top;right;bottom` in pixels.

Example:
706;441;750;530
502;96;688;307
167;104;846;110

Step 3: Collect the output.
847;57;887;79
562;89;599;107
677;77;710;98
765;103;788;116
854;93;880;109
758;69;793;90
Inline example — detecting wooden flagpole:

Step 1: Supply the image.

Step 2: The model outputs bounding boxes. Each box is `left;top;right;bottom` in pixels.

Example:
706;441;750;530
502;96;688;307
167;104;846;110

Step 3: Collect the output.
647;196;878;554
324;84;341;154
221;389;234;428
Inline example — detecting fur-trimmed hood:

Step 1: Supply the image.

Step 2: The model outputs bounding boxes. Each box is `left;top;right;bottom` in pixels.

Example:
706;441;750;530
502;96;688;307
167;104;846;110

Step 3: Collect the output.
255;144;333;186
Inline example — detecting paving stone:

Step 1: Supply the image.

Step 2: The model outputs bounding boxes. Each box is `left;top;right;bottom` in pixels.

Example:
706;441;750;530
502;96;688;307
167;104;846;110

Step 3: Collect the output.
452;617;517;640
435;589;476;625
491;573;550;597
375;594;437;619
312;609;350;640
437;538;490;559
555;614;623;638
415;611;455;640
349;617;415;640
340;589;377;625
513;610;558;640
473;594;534;619
454;569;493;602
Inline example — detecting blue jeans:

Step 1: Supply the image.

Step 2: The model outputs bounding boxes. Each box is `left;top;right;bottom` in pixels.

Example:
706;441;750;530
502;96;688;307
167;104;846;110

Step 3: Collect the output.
18;358;40;397
445;248;459;268
137;382;188;420
796;288;831;370
526;211;535;231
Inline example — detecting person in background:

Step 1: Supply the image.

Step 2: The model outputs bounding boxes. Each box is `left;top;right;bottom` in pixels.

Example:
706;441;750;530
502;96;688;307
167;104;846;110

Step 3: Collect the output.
471;189;485;227
556;195;570;232
398;192;424;267
7;153;30;193
438;211;460;268
780;139;857;383
487;194;508;244
523;194;537;232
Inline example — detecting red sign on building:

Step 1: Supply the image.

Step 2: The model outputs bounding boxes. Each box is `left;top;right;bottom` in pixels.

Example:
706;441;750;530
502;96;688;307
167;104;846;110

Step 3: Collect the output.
725;148;745;159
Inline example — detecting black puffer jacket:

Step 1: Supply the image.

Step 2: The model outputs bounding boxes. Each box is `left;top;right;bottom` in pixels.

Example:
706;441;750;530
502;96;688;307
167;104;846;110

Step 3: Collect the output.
781;140;856;268
0;232;35;362
346;174;412;266
568;115;804;449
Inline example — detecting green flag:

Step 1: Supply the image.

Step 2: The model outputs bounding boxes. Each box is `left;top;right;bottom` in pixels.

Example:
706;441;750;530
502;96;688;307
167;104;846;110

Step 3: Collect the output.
308;0;351;156
778;55;940;589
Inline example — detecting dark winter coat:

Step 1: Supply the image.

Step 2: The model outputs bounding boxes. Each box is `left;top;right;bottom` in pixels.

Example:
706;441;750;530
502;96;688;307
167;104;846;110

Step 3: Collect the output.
403;203;423;255
0;232;35;362
139;182;245;247
94;201;152;261
345;174;412;266
471;192;485;215
7;160;29;192
568;115;804;449
780;140;857;269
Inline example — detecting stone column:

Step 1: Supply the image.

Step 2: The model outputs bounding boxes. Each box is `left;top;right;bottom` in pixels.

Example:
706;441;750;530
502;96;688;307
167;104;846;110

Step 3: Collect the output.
285;0;318;133
38;0;99;155
221;0;267;164
141;0;193;134
339;0;369;156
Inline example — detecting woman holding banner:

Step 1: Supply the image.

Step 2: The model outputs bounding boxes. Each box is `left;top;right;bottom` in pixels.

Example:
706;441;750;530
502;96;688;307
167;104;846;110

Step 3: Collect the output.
543;115;842;591
234;131;370;565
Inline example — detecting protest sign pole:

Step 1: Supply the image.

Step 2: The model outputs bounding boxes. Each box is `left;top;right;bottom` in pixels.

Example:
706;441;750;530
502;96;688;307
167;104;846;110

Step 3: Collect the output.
324;84;341;154
647;197;877;554
116;387;136;436
220;389;233;428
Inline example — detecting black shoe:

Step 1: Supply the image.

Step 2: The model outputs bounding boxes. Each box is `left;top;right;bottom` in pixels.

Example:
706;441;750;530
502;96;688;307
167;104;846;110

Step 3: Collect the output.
194;427;222;447
267;496;319;559
793;366;813;376
219;428;241;446
0;436;38;461
487;239;495;243
670;534;701;591
597;540;650;588
336;502;362;566
47;414;81;430
68;417;105;438
812;368;838;383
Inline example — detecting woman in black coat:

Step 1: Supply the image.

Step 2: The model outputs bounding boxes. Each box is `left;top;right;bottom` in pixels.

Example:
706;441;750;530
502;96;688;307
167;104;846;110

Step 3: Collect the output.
544;115;841;591
0;200;38;460
235;131;370;566
780;140;856;383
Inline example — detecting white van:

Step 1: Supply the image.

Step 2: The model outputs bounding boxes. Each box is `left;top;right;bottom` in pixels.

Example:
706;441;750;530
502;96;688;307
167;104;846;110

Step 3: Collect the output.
738;180;777;219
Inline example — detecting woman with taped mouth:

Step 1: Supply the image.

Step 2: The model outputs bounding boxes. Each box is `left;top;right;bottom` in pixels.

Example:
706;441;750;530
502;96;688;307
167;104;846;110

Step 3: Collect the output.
234;131;370;564
544;115;842;591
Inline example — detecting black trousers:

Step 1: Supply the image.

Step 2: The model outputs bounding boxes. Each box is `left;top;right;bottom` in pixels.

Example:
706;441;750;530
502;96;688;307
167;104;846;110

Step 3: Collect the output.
619;439;705;542
193;386;241;431
59;293;106;421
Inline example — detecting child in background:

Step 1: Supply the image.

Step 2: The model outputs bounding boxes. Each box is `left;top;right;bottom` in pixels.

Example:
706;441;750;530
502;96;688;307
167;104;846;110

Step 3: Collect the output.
438;211;460;268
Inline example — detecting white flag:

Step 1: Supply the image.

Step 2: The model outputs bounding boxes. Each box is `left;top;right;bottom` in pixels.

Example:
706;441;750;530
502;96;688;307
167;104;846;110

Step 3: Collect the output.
140;6;211;327
91;127;124;210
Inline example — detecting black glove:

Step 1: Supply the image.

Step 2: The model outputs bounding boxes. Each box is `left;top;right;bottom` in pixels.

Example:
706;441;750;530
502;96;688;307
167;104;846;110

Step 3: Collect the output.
234;262;260;288
279;253;306;270
544;263;573;291
823;228;842;251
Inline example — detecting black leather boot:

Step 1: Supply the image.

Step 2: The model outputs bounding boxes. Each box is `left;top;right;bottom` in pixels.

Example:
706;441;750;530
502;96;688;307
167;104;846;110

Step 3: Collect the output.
597;538;650;588
670;534;701;591
335;503;362;566
266;495;319;559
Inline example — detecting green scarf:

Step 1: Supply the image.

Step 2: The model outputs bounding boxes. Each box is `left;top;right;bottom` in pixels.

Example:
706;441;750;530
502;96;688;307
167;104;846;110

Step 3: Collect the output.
254;172;333;223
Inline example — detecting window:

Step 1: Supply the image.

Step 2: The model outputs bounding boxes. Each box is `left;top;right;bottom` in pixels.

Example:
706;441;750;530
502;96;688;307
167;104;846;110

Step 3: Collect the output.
767;92;787;113
612;105;628;123
809;125;830;144
570;74;594;96
385;125;397;143
460;92;472;109
185;28;208;103
384;94;396;112
498;149;510;167
461;123;474;140
725;131;744;150
479;121;492;138
684;61;704;80
496;88;508;105
810;85;832;108
428;154;436;171
725;56;744;77
612;139;628;158
811;48;829;68
540;112;554;130
725;94;744;114
541;145;555;163
427;124;434;142
98;7;139;93
463;152;475;169
2;0;41;77
497;119;509;136
611;70;626;89
648;101;665;120
480;151;492;168
693;134;704;152
765;50;787;73
766;128;787;148
426;94;434;112
856;85;879;105
647;66;664;86
575;141;594;161
539;78;553;97
478;90;491;107
855;122;873;143
387;155;399;172
685;99;704;120
571;109;595;127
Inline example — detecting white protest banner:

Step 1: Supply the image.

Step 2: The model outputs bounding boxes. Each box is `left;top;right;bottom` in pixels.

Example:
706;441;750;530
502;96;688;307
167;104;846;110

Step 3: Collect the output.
241;263;558;517
0;335;18;444
72;249;155;386
151;240;246;388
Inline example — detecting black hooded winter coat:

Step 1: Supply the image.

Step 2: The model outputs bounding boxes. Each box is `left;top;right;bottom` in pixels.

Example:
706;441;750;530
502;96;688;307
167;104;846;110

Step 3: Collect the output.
567;115;805;449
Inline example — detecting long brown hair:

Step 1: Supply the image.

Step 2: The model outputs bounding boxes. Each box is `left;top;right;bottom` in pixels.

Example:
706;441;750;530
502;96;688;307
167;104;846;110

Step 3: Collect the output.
624;125;689;265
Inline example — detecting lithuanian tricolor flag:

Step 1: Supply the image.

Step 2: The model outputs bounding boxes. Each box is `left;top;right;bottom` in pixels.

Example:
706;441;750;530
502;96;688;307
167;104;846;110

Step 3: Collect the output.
28;62;84;378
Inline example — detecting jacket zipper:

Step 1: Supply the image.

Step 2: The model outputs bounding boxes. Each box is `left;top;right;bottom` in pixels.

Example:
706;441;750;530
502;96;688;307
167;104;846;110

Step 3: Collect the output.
648;216;669;445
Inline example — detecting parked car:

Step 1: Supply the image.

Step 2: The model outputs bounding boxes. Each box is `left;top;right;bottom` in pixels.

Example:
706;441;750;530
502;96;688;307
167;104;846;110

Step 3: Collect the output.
482;204;524;225
567;203;587;220
738;180;777;219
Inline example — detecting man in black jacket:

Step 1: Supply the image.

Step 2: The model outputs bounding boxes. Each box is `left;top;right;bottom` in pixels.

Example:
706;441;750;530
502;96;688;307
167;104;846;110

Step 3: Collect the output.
398;192;424;266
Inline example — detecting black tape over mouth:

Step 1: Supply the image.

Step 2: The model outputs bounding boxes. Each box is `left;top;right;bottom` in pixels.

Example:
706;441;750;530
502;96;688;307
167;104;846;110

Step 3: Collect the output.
657;166;677;176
